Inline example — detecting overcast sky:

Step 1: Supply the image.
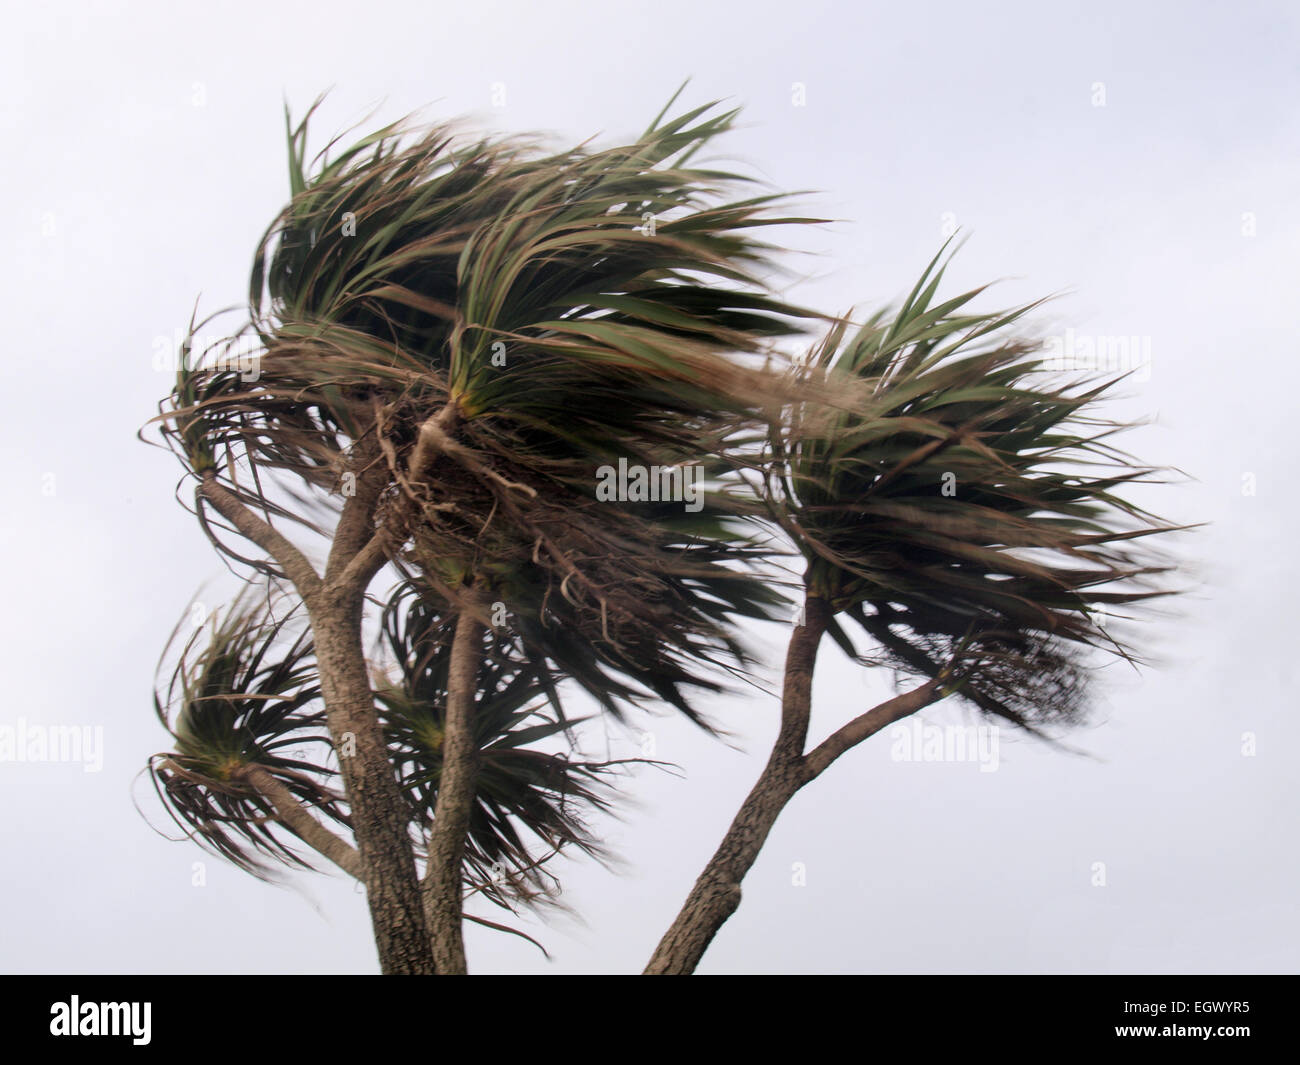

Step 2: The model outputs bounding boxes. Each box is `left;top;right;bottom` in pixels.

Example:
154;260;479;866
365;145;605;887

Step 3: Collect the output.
1;0;1296;974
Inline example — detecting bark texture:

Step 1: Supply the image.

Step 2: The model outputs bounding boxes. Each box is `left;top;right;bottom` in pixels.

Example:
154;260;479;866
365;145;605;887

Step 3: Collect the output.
644;596;830;975
422;607;487;975
645;595;943;975
312;593;437;975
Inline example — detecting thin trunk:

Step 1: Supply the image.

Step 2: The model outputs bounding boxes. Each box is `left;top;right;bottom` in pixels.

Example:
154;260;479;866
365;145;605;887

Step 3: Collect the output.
644;597;830;975
312;593;437;975
423;606;486;975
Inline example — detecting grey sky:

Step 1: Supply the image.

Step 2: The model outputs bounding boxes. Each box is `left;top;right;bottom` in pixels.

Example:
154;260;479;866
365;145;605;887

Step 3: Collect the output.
1;0;1296;974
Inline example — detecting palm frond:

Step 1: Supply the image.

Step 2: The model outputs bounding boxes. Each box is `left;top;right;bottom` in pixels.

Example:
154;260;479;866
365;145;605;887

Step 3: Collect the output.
377;580;649;911
148;585;344;875
150;93;828;723
774;241;1187;729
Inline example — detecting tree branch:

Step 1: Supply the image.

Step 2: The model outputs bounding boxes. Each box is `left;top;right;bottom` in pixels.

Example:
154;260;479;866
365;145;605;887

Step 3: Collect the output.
422;601;487;975
644;594;830;975
334;531;394;596
241;765;361;878
802;679;944;781
198;473;322;598
325;432;388;588
645;596;948;974
775;594;831;757
242;763;555;961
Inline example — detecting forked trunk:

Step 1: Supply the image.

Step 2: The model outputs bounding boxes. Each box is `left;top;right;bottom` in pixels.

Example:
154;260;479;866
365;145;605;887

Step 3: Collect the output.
644;598;829;974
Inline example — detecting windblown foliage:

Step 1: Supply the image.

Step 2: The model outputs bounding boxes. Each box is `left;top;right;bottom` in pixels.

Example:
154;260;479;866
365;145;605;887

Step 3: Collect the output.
146;92;830;919
144;93;1185;959
155;89;820;721
377;578;635;911
148;588;343;875
148;583;635;910
770;241;1181;730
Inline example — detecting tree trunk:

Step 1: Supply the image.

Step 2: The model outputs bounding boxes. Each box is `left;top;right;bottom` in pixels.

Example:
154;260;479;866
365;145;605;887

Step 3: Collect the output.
644;597;829;974
423;607;486;975
312;593;437;975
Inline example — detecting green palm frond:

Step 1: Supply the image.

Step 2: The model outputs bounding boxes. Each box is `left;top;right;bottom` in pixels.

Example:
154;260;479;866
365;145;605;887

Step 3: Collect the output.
148;586;344;875
150;92;827;724
774;241;1185;730
377;581;647;910
158;92;821;495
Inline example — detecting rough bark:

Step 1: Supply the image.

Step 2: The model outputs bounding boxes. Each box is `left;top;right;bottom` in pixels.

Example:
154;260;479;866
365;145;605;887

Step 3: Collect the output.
197;423;448;974
311;591;437;975
237;769;545;956
645;596;944;975
644;596;830;975
327;432;391;592
422;606;486;975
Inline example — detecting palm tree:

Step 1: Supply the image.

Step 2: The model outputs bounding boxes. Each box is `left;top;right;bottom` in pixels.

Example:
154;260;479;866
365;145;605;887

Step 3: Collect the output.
646;244;1183;973
147;90;825;973
145;93;1184;976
